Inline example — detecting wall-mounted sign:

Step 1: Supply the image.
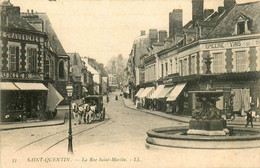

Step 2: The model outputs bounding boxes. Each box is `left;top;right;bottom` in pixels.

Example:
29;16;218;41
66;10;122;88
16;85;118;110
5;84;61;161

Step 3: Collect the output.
0;72;44;80
1;32;40;42
202;39;260;50
163;79;173;85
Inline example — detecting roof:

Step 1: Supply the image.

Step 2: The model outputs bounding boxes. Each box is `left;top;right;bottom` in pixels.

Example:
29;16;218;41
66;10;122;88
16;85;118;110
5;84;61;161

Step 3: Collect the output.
67;53;84;68
86;63;99;75
22;13;68;56
207;1;260;38
1;3;38;32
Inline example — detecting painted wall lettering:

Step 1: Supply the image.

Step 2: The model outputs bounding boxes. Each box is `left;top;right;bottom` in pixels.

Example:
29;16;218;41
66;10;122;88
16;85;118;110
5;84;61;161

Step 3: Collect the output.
205;42;224;49
2;32;40;42
230;41;241;47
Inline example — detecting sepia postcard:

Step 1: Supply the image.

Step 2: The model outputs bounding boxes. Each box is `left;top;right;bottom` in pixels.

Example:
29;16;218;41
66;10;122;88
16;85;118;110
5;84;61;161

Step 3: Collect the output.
0;0;260;167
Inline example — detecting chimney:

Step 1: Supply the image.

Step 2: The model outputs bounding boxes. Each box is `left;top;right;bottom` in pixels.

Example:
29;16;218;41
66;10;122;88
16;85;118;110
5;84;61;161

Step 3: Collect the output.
204;9;214;19
218;6;225;14
149;29;158;44
224;0;236;10
27;9;29;15
31;9;34;15
159;30;167;43
141;30;145;36
169;9;183;39
192;0;204;22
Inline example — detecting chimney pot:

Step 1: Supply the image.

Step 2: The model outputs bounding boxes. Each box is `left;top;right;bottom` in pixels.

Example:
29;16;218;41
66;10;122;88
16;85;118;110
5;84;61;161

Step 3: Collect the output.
192;0;204;22
224;0;236;10
141;30;145;36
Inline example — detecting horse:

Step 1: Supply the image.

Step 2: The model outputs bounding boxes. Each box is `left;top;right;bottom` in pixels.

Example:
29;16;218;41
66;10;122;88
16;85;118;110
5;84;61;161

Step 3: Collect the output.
72;103;83;125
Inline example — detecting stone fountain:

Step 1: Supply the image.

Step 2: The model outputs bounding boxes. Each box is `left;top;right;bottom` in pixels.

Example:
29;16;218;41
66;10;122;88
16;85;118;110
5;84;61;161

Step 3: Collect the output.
146;87;260;149
146;57;260;149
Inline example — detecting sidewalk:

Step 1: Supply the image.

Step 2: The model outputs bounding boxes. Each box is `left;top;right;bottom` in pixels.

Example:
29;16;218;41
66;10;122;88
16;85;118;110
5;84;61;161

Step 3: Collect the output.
123;98;260;127
0;105;68;131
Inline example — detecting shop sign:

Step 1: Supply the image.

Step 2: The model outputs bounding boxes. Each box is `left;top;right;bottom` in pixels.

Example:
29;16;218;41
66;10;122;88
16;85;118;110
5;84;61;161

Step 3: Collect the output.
203;39;260;50
1;32;40;42
163;79;173;85
0;72;43;80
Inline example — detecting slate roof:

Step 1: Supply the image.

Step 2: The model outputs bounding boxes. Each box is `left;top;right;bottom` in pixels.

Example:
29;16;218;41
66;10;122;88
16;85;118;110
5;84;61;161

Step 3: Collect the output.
67;53;83;81
1;2;38;32
207;1;260;38
22;13;67;56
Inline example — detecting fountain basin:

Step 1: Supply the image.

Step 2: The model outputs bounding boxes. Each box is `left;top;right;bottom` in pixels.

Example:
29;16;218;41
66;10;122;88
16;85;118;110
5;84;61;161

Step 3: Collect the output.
146;126;260;149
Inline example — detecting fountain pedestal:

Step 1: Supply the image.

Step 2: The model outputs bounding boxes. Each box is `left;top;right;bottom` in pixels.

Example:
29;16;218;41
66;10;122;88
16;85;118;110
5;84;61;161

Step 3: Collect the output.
187;90;230;136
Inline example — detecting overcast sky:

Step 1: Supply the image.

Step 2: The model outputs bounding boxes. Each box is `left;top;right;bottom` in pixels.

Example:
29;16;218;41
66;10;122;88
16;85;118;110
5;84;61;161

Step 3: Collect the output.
10;0;258;65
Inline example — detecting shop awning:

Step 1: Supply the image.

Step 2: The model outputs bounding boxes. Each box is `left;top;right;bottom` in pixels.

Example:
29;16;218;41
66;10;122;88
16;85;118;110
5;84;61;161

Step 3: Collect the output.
157;86;174;99
139;87;155;98
146;87;155;99
135;88;144;97
166;83;187;101
46;83;64;112
150;85;165;99
0;82;19;90
14;82;48;91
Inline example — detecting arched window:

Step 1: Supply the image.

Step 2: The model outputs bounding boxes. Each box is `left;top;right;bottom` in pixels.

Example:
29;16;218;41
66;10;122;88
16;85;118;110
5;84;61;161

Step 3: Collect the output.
58;60;65;79
45;56;50;78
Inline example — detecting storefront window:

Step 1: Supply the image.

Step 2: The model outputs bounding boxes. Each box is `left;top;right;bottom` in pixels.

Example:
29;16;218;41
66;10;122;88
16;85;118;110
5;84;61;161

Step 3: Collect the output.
213;53;223;73
235;51;246;72
9;46;19;72
27;48;37;73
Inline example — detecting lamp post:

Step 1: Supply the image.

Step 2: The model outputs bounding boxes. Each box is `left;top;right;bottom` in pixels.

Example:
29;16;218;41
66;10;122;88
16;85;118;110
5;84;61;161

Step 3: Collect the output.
66;84;73;154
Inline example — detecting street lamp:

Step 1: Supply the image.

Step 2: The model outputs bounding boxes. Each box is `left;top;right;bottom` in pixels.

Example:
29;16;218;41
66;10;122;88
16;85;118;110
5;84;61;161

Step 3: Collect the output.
66;84;73;154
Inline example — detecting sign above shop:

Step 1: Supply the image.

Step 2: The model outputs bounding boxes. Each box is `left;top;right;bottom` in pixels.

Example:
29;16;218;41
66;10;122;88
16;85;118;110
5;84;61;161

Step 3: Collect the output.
202;39;260;50
163;79;173;85
0;72;44;80
1;32;40;42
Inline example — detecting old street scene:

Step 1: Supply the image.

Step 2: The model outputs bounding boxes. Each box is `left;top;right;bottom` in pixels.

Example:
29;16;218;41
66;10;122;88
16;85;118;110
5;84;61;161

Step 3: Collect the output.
0;0;260;167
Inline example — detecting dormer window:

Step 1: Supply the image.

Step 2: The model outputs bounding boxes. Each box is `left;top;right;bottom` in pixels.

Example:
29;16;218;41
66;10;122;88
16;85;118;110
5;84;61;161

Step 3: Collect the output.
237;21;245;35
235;14;252;35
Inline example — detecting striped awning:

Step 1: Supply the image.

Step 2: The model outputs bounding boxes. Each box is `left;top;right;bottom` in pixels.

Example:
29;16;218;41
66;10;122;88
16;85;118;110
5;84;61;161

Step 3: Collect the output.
166;83;187;101
135;88;144;97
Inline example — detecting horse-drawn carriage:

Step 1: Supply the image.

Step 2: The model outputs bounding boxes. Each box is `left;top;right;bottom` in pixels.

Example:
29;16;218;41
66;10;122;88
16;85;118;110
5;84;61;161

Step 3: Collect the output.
73;95;105;124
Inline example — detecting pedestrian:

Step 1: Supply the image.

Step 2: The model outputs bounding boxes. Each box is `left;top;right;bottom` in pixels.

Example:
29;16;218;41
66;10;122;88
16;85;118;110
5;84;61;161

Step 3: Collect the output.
72;103;80;125
245;103;255;128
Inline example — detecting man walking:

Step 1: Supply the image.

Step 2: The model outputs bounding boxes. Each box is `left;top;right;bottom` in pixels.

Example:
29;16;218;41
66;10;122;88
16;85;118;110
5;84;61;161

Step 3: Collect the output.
245;103;255;128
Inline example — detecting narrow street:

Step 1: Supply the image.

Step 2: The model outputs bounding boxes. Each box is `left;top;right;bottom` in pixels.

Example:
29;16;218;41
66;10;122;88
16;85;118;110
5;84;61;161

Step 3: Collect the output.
1;91;259;168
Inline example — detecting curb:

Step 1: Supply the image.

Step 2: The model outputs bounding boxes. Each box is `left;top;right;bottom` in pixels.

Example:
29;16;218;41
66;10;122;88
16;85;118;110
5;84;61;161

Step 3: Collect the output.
122;98;189;123
122;98;260;127
0;120;65;131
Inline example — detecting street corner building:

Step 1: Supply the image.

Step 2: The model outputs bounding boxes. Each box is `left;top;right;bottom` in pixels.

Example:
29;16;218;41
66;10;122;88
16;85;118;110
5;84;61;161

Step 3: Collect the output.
127;0;260;117
0;1;69;122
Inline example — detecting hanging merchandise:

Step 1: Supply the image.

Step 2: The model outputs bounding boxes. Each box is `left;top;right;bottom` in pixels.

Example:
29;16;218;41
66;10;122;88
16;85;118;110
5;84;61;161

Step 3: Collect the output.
232;89;242;112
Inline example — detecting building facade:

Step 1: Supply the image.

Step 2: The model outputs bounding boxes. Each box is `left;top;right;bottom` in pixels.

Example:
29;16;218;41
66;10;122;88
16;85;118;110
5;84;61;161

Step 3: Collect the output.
0;1;48;121
131;0;260;117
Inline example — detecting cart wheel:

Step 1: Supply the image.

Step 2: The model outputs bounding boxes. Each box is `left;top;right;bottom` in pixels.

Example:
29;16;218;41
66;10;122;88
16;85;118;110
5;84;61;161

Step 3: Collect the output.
102;108;105;121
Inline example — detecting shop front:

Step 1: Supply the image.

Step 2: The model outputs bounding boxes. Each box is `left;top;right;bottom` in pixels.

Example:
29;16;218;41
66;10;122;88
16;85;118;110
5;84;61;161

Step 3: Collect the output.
138;87;155;109
0;82;48;122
